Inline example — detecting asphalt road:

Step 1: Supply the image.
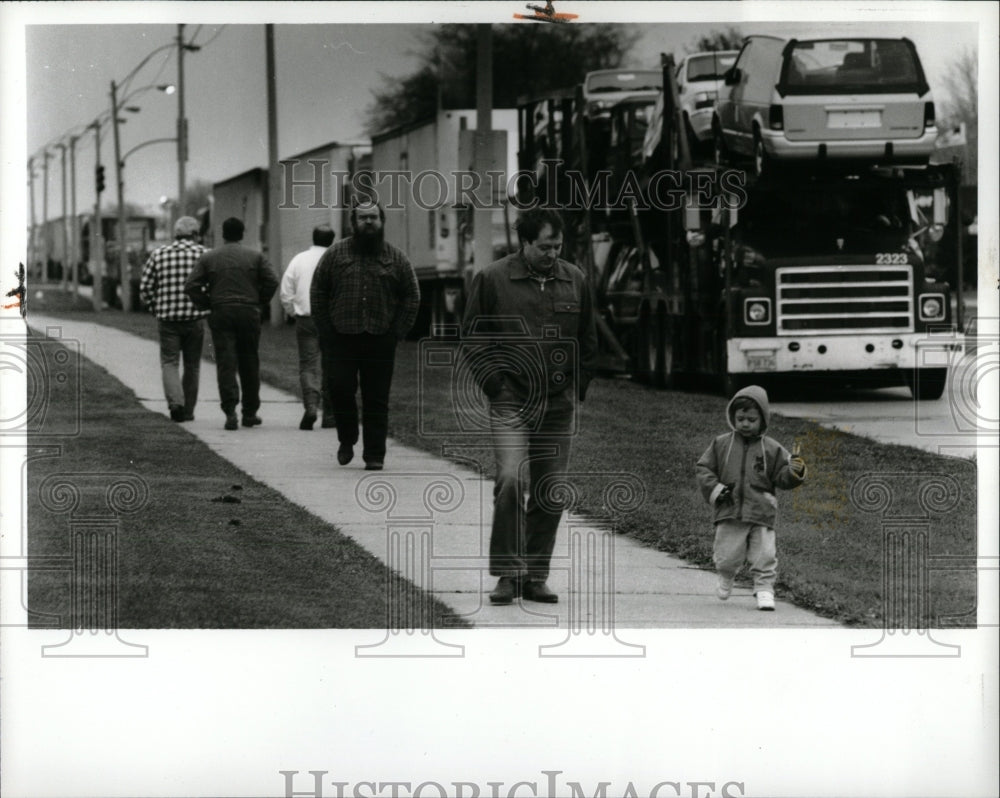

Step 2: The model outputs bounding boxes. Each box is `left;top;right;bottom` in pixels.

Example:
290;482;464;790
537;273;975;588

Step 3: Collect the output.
769;345;992;459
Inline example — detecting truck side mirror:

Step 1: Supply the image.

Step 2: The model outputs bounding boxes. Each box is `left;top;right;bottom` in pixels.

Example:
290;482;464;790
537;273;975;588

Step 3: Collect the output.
724;68;740;86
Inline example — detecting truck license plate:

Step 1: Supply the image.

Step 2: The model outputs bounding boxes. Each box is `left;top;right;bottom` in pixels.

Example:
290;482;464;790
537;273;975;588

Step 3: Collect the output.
746;354;776;371
828;109;881;128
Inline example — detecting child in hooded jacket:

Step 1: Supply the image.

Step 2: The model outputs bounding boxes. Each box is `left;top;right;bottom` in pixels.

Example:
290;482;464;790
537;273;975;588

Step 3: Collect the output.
695;385;806;610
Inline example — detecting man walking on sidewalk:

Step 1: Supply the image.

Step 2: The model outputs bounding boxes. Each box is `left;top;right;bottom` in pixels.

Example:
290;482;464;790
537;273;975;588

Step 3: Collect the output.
139;216;210;422
310;201;420;470
461;207;598;605
280;224;336;431
184;217;279;431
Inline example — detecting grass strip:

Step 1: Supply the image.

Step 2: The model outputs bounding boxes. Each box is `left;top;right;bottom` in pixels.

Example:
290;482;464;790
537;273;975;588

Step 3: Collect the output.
26;321;467;629
32;292;978;627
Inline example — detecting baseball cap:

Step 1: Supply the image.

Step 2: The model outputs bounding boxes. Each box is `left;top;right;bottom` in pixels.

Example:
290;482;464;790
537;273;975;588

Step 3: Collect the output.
174;216;201;237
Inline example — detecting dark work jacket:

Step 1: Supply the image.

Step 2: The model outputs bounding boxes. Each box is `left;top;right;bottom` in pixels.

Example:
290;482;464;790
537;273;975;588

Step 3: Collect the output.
461;252;599;401
184;242;279;310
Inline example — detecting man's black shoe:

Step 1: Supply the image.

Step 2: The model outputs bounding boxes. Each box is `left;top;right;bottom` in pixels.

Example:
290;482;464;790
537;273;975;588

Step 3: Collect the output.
224;413;239;431
242;414;262;428
169;405;185;422
337;444;354;465
299;410;317;431
364;461;384;471
181;411;195;422
489;576;519;605
321;416;337;429
521;580;559;604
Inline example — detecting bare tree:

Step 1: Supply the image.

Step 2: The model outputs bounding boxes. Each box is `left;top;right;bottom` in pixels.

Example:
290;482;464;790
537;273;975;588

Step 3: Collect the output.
939;48;978;181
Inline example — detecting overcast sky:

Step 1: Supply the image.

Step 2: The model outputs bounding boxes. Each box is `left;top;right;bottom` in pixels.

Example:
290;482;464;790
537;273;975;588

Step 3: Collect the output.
11;5;987;216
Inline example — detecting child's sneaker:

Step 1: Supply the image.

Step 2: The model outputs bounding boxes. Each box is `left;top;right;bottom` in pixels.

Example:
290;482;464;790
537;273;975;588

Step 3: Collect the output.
756;591;775;611
716;575;734;600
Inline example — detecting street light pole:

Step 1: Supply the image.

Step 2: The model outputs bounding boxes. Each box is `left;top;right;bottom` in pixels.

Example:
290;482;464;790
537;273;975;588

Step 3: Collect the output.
111;80;132;312
27;158;36;280
91;119;104;312
57;142;69;290
177;23;188;215
69;135;80;297
42;150;51;282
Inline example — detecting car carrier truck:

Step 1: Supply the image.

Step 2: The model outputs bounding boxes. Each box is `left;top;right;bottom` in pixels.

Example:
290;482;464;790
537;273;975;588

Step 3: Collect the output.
516;53;964;399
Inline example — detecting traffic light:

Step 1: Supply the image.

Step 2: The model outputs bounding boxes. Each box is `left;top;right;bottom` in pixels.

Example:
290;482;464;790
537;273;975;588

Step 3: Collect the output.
95;164;105;194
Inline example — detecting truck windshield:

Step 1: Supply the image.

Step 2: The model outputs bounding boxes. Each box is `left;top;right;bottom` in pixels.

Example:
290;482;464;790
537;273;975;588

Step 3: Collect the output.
686;52;737;81
739;184;912;256
783;38;923;93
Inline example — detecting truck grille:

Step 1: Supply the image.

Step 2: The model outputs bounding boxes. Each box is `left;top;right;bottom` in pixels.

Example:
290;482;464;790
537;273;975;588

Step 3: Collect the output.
775;264;913;334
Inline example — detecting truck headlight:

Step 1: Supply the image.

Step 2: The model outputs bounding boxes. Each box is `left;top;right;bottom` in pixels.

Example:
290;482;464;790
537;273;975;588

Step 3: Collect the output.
744;298;771;325
919;294;945;321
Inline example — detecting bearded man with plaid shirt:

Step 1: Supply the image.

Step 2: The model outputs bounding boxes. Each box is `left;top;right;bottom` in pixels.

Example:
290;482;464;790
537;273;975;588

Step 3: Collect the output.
139;216;209;422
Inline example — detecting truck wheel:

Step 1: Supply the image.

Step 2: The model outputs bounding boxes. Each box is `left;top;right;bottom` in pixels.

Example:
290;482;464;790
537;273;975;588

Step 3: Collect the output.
906;367;948;400
651;312;676;389
635;311;657;384
752;131;768;178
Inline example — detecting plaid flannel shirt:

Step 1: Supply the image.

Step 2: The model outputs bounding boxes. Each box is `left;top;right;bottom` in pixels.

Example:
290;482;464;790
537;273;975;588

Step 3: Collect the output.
139;239;210;321
310;237;420;340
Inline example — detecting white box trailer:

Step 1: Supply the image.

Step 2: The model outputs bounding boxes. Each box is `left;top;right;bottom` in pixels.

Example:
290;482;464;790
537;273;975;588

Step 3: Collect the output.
370;108;518;335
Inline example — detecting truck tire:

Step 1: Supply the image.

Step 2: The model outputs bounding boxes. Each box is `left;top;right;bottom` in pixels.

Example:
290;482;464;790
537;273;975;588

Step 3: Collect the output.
635;311;657;384
651;312;676;389
752;130;768;179
906;367;948;400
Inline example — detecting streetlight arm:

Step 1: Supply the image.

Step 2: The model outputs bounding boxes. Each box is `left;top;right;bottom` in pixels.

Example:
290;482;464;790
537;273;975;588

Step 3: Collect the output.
121;137;178;164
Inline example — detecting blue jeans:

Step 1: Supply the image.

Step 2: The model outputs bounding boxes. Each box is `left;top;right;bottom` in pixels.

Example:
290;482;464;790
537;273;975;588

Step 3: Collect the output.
295;315;331;415
207;304;262;416
488;388;576;581
157;319;205;415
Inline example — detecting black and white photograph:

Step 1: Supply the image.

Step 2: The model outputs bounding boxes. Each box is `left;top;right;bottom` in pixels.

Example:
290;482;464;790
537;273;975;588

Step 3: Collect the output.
1;2;997;797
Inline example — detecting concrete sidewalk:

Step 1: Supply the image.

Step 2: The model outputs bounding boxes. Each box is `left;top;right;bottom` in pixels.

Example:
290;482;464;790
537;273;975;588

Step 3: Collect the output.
28;313;839;631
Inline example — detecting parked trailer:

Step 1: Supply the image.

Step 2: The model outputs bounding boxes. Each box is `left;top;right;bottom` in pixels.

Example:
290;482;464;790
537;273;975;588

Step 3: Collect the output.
517;53;963;399
369;108;519;337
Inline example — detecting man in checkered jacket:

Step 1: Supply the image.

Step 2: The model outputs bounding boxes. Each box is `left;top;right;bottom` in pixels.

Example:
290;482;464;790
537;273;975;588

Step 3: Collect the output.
139;216;210;422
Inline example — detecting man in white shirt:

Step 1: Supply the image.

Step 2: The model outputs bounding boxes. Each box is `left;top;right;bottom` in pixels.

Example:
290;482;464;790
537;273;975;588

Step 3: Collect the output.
280;225;336;430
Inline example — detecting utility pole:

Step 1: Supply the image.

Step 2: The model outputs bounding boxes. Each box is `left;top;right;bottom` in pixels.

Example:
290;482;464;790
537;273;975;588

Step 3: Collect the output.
69;135;80;297
91;120;104;312
473;24;494;279
57;142;69;291
111;80;132;312
27;158;36;281
177;24;188;215
42;150;50;282
265;23;283;327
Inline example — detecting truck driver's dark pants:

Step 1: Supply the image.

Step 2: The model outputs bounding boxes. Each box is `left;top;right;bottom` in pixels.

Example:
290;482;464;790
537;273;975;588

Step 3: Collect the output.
207;304;262;417
325;330;397;463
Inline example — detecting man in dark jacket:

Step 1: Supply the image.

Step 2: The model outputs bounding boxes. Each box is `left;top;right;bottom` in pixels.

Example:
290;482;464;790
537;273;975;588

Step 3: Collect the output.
461;207;598;606
184;217;279;430
310;201;420;469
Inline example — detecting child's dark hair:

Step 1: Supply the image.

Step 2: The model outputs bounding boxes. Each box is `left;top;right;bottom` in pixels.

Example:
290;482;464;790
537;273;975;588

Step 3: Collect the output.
731;396;760;414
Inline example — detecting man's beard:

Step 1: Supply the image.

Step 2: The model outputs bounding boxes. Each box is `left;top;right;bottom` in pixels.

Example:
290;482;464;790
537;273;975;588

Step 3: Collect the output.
354;225;384;256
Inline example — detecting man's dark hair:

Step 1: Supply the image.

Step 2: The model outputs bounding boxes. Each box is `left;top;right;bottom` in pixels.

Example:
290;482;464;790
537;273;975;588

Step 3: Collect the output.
350;200;386;225
222;217;245;242
515;208;564;244
313;225;335;247
730;396;760;414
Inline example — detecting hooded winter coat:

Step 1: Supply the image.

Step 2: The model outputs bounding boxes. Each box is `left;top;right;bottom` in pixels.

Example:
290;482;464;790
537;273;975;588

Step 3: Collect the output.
695;385;806;527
